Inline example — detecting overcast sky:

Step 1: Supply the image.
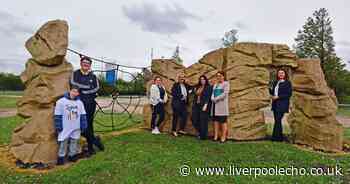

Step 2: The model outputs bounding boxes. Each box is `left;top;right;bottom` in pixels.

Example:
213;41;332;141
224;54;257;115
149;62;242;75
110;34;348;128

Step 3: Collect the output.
1;0;349;74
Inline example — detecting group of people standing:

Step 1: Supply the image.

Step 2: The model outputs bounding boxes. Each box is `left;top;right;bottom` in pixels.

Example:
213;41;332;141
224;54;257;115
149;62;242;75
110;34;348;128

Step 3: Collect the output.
149;69;292;143
150;71;230;143
52;56;292;165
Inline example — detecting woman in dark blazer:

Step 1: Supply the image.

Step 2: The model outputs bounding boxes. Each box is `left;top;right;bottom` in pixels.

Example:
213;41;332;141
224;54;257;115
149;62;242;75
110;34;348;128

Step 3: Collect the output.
171;73;192;137
191;75;212;140
269;69;292;142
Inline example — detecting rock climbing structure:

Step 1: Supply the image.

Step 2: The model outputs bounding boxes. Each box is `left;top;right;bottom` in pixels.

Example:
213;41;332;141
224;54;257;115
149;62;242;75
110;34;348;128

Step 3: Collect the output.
10;20;344;166
288;59;343;152
144;42;344;152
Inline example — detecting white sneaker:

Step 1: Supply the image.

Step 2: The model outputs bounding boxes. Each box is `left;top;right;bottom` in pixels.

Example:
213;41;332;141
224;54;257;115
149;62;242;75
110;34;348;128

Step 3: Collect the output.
172;131;178;137
154;127;161;134
151;128;157;134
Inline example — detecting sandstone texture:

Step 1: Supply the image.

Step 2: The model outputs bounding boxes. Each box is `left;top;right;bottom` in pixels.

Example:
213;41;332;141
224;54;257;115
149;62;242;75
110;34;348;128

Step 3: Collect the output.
144;42;343;152
10;20;73;164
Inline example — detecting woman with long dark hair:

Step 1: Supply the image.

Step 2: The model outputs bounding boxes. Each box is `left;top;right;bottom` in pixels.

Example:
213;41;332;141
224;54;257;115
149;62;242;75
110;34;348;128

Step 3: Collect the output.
211;71;230;143
191;75;212;140
269;69;292;141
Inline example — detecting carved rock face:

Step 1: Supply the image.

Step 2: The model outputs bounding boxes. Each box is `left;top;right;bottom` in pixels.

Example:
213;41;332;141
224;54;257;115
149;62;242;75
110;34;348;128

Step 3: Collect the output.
25;20;68;66
10;20;73;164
144;42;343;152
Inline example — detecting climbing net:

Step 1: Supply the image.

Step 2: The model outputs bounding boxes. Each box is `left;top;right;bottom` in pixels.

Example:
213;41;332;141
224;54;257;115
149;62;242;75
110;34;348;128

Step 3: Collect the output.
67;48;150;132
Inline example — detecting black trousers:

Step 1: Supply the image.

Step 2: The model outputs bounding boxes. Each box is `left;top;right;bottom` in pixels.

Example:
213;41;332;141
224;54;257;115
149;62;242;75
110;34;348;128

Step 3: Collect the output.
172;105;188;132
192;104;209;139
82;99;97;151
272;111;285;141
150;103;165;129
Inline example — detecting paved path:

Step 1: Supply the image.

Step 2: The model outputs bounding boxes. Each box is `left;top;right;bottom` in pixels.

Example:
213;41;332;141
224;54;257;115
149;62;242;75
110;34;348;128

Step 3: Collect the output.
0;109;17;118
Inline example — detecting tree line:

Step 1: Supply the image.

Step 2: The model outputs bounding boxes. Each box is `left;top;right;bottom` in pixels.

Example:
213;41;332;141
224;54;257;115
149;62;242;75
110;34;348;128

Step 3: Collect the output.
0;72;146;96
294;8;350;103
97;72;146;96
0;73;24;91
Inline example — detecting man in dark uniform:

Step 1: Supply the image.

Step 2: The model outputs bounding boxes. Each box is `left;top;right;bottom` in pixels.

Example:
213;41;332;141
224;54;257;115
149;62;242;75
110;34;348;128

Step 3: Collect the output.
70;56;104;156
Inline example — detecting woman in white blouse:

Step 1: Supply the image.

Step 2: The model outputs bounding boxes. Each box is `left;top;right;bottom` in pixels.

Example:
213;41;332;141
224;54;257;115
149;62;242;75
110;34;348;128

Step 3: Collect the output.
149;76;168;134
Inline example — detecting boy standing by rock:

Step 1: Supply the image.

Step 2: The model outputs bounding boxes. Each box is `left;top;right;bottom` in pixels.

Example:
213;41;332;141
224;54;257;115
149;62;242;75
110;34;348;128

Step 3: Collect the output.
54;85;87;165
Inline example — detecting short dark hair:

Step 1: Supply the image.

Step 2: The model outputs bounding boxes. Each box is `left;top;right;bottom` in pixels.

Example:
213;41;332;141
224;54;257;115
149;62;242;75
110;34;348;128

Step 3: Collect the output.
216;71;226;80
80;56;92;64
70;84;80;91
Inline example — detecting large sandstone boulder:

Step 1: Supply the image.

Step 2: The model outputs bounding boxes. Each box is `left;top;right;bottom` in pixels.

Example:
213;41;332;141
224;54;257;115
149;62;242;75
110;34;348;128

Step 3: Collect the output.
226;43;297;140
25;20;68;66
10;20;73;164
145;42;297;140
145;42;344;152
288;59;343;152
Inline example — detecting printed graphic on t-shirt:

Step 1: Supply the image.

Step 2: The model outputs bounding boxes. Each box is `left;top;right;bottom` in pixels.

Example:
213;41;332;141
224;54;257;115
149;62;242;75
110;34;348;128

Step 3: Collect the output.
65;105;79;120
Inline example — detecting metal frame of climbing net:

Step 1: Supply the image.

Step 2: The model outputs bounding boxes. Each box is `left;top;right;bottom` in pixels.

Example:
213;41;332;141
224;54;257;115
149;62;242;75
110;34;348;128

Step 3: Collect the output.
67;48;150;132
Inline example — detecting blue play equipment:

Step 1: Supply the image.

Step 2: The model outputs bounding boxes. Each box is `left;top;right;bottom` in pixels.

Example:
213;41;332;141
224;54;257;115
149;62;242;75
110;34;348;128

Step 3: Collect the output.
106;69;117;86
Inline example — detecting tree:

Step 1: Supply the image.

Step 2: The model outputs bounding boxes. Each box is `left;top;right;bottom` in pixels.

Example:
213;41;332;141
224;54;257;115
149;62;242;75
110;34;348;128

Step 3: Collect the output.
222;29;238;48
295;8;335;71
294;8;350;100
171;46;183;65
323;56;350;96
0;73;24;91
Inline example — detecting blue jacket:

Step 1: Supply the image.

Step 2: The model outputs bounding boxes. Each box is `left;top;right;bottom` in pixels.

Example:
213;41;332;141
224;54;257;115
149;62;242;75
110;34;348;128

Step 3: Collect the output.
54;92;88;133
269;80;292;113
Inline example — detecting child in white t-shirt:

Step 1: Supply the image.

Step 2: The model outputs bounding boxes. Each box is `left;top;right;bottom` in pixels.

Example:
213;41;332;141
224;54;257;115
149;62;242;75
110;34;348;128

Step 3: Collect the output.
54;85;87;165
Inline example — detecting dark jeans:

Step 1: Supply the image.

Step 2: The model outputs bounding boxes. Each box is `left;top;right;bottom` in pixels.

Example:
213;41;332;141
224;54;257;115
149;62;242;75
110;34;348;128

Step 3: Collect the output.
172;105;188;132
272;111;285;141
192;104;209;139
151;103;165;129
81;99;97;151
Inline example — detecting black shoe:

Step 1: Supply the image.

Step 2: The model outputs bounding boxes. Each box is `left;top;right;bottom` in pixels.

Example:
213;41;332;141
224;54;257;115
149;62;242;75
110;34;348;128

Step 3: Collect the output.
68;155;78;162
94;136;105;151
57;157;65;165
86;148;96;157
271;137;283;142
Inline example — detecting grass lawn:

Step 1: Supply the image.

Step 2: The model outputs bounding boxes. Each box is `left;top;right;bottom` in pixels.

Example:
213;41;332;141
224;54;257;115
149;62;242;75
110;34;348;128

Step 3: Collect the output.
0;131;349;183
0;116;23;145
337;107;350;117
94;111;143;132
339;96;350;104
0;114;350;183
0;113;141;145
0;96;20;109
